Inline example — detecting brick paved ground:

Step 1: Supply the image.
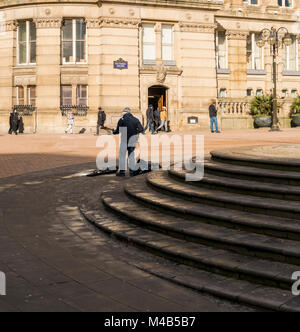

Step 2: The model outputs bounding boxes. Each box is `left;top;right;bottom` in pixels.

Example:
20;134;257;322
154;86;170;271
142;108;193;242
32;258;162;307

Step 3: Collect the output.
0;128;300;312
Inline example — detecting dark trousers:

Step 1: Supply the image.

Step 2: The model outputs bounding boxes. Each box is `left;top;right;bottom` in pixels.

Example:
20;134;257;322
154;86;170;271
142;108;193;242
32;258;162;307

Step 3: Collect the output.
119;146;136;175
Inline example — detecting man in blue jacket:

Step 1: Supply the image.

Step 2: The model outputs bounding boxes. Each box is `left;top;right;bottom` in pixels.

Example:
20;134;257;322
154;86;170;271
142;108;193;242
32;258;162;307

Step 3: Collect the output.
113;107;144;177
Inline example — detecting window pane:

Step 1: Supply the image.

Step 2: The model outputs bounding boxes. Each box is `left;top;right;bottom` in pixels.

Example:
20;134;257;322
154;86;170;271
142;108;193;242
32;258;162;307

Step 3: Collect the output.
143;44;155;61
61;85;72;105
30;42;36;63
30;21;36;41
217;31;226;69
28;86;36;106
76;20;86;40
162;45;173;61
143;25;155;43
19;43;26;64
18;21;26;42
77;85;88;106
162;25;172;44
17;86;24;105
62;20;73;40
63;41;73;63
76;41;85;62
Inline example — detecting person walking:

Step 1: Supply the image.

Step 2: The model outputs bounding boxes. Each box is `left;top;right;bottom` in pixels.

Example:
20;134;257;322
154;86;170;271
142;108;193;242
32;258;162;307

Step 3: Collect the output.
9;109;19;135
18;114;24;134
153;107;161;132
113;107;144;177
156;106;168;132
209;101;221;133
96;107;106;135
65;109;75;134
143;105;155;134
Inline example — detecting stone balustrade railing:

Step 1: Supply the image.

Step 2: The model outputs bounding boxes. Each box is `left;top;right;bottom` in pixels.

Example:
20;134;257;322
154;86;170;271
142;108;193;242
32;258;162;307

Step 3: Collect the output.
217;98;250;116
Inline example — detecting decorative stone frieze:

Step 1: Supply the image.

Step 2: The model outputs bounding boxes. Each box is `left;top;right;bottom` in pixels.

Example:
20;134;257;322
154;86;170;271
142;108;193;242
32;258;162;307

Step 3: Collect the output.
179;22;216;33
99;17;141;29
34;18;62;29
226;30;249;40
5;20;18;31
86;19;101;29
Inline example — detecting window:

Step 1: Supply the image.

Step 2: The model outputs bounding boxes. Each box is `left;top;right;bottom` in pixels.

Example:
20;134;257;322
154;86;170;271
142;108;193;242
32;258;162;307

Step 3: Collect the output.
16;86;24;105
18;21;36;65
77;85;88;106
216;31;228;70
219;89;227;98
62;19;87;64
28;86;36;106
278;0;293;7
283;35;298;71
282;89;288;98
61;85;72;106
243;0;259;5
142;24;156;64
247;89;253;97
162;25;173;62
291;90;297;98
252;33;264;70
256;89;263;96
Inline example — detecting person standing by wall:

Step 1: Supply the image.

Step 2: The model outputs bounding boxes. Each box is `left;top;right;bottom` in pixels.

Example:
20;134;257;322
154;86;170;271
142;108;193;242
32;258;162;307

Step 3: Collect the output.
209;100;221;133
96;107;106;136
65;109;75;134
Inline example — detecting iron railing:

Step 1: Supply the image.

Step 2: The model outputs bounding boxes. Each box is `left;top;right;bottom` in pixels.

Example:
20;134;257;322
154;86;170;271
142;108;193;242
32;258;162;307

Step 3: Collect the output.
12;105;36;116
60;105;89;116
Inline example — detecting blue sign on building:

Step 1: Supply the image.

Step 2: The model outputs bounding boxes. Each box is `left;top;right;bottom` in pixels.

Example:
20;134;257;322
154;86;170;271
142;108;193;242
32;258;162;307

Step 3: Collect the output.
114;58;128;70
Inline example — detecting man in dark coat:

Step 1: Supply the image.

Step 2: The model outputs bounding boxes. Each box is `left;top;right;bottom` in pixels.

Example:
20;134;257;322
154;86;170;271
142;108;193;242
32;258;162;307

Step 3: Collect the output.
18;115;24;134
9;109;19;135
153;107;161;132
96;107;106;135
113;107;144;177
143;105;155;134
209;101;221;133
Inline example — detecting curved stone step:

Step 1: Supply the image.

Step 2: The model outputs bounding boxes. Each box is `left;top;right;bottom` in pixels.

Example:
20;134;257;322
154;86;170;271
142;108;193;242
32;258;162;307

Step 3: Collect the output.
102;187;300;268
211;147;300;172
80;206;300;311
204;160;300;186
147;171;300;220
124;175;300;241
169;168;300;201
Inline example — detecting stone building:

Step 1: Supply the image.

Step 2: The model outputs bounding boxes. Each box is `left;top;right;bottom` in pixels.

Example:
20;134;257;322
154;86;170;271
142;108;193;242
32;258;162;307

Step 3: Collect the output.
0;0;299;134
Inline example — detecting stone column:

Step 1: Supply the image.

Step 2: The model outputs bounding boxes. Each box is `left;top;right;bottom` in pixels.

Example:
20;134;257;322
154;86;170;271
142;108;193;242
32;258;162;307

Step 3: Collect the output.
86;19;101;117
35;18;62;133
226;30;248;98
0;20;16;133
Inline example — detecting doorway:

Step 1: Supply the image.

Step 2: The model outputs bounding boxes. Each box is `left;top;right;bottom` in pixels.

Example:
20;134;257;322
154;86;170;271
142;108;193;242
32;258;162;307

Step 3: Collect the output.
148;85;168;111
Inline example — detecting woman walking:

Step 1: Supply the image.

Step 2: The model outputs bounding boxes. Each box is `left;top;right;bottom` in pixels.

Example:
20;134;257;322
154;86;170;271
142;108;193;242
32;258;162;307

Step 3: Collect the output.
65;109;75;134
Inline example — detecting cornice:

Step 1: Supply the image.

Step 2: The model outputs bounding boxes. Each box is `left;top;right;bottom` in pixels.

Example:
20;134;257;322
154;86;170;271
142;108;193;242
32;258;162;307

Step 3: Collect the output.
179;22;217;33
100;17;141;29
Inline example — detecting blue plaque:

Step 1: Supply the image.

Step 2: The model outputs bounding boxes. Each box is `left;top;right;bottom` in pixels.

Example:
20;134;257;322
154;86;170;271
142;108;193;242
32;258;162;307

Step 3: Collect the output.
114;58;128;70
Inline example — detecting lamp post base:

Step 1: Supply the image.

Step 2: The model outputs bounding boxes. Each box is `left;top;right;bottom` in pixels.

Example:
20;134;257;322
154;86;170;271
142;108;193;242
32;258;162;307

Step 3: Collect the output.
270;125;281;132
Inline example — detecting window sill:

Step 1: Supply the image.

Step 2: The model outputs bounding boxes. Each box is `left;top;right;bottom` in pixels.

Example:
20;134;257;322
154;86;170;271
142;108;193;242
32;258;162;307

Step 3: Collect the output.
282;71;300;76
61;63;88;67
247;69;267;75
163;60;177;67
143;60;156;66
14;64;36;69
217;69;230;74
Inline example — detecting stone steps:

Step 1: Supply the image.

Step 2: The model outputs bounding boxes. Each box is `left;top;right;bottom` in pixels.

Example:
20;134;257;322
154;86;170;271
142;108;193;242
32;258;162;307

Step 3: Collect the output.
204;160;300;186
102;187;300;279
146;171;300;220
169;168;300;201
81;206;300;312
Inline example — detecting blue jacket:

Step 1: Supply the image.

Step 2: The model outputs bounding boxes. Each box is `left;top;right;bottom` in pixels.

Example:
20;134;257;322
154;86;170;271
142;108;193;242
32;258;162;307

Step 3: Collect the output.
113;113;144;143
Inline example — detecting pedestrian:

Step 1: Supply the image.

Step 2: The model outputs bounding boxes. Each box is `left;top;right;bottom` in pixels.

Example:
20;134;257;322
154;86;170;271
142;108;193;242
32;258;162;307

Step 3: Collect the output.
18;114;24;134
113;107;144;177
153;107;161;132
96;107;106;136
209;100;221;133
9;109;19;135
156;106;168;132
65;109;75;134
143;105;155;134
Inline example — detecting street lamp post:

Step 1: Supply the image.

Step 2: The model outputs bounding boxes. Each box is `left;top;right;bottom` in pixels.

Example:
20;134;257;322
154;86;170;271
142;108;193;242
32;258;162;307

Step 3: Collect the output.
256;27;293;131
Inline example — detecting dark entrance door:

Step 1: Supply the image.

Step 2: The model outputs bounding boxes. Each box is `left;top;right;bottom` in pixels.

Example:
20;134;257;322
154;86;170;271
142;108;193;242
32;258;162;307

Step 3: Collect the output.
148;86;167;111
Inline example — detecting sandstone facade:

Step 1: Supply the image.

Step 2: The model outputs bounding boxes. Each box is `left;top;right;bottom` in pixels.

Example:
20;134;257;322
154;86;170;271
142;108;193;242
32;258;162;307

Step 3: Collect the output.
0;0;299;133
